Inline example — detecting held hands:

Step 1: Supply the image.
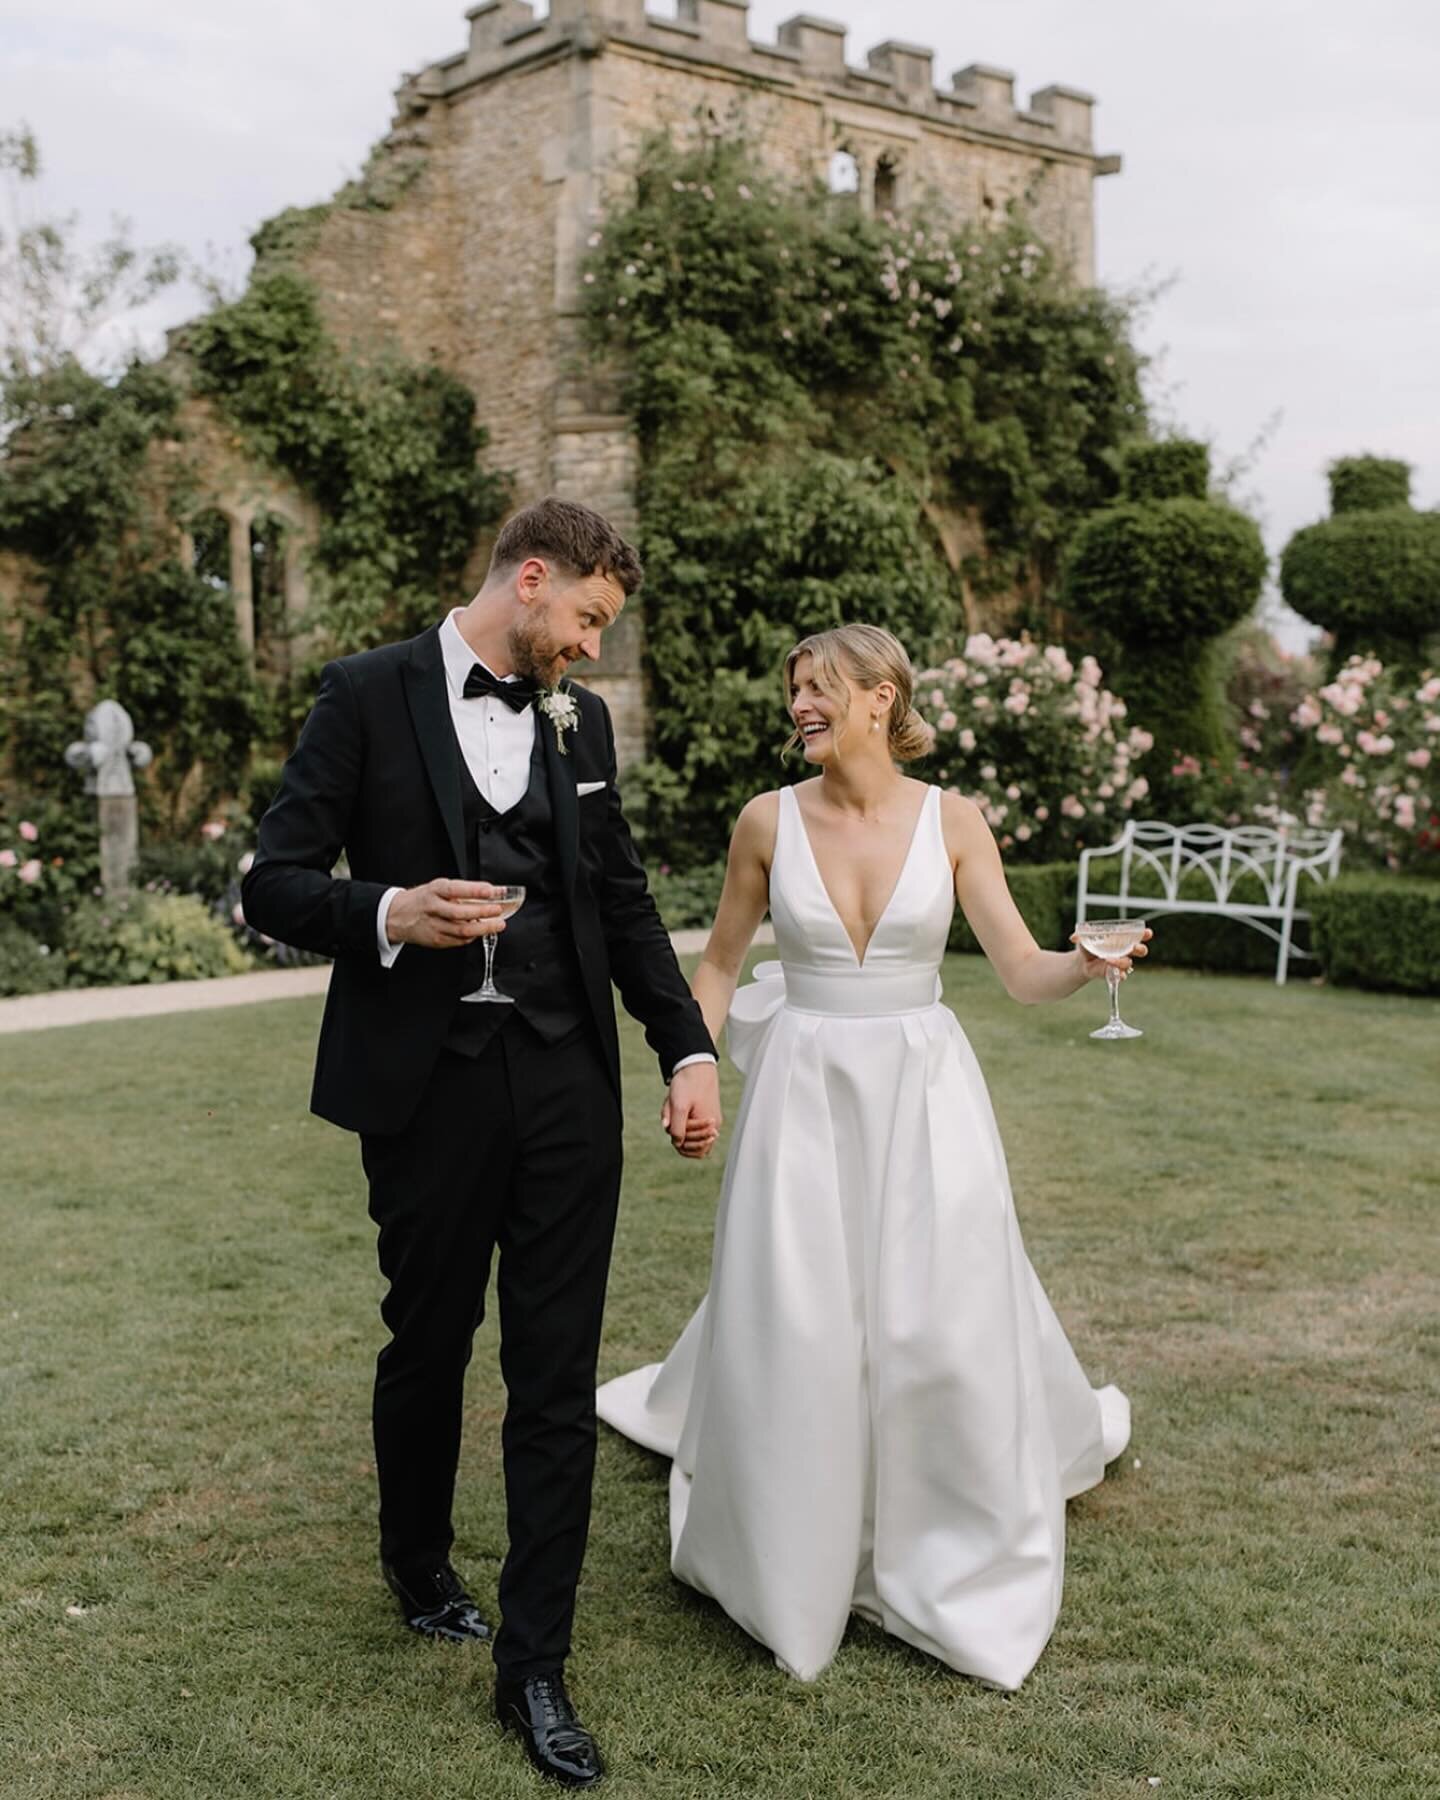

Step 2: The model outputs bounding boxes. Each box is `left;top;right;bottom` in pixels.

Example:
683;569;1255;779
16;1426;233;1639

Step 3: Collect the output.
387;878;507;950
661;1062;723;1160
1069;926;1153;982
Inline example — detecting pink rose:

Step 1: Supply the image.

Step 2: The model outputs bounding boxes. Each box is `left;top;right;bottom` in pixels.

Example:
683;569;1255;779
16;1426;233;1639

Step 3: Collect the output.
1339;766;1361;788
19;858;42;884
929;689;945;708
980;764;997;782
1406;747;1431;769
938;711;958;732
18;820;38;842
201;821;227;842
0;849;15;869
1003;693;1029;716
1394;795;1417;830
1060;796;1086;820
958;728;976;751
1015;823;1033;842
1034;805;1050;822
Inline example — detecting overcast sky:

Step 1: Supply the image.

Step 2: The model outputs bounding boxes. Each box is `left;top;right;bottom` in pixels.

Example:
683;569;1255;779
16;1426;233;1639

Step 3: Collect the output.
4;0;1437;647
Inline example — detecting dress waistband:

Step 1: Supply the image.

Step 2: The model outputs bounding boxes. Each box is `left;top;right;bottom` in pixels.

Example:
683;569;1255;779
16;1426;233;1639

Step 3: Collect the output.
781;963;941;1017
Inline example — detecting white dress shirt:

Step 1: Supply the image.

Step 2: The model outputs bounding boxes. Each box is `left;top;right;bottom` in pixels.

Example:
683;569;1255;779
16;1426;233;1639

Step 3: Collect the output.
375;612;714;1075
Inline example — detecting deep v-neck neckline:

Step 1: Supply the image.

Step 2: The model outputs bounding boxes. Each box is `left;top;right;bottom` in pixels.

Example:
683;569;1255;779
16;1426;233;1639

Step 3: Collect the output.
788;784;933;969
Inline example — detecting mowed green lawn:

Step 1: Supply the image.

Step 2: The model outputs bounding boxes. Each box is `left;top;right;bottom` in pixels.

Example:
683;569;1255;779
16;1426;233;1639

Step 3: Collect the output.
1;958;1436;1800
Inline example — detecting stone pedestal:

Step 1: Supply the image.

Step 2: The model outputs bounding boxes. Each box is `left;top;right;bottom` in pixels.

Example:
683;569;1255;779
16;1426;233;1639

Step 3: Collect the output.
98;796;140;899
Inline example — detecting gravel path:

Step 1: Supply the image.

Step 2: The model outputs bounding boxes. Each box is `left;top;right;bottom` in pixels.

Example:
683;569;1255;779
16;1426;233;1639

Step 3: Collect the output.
0;925;771;1036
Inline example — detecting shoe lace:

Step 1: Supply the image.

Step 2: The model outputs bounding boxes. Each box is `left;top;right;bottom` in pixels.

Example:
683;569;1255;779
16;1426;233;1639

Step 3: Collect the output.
529;1674;575;1732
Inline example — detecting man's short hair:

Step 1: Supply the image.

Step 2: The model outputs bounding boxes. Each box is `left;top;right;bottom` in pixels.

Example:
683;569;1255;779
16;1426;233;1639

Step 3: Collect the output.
488;497;643;595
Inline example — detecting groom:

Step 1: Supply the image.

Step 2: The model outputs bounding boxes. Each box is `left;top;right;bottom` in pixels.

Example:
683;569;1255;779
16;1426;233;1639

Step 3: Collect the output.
242;497;720;1789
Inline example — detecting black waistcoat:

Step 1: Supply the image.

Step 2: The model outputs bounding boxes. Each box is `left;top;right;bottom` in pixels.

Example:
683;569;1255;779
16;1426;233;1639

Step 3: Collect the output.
443;728;588;1059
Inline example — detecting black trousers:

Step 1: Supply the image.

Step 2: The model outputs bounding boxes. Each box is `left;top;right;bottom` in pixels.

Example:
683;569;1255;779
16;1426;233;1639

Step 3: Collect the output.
359;1015;623;1679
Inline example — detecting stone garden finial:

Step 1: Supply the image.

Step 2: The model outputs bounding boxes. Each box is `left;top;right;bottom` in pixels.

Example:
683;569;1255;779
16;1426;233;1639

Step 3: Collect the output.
65;699;153;895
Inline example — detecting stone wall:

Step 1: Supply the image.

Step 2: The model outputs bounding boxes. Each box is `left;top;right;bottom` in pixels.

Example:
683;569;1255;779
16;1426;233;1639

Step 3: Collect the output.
239;3;1119;761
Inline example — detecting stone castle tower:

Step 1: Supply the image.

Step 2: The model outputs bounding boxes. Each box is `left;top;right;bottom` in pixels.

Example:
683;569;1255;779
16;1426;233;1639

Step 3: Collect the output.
206;1;1120;759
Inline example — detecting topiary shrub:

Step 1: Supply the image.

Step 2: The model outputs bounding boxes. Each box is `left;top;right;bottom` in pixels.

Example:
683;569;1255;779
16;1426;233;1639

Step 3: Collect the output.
1061;441;1267;789
1310;875;1440;994
1280;504;1440;672
1328;455;1411;516
62;892;251;987
1118;438;1210;502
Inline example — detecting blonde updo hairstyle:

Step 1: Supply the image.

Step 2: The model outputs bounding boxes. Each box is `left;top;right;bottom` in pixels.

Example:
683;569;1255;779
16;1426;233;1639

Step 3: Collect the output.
783;623;936;764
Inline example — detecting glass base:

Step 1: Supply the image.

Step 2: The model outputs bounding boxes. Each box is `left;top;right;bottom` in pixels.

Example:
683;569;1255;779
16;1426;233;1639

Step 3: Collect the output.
1091;1019;1143;1040
459;987;515;1005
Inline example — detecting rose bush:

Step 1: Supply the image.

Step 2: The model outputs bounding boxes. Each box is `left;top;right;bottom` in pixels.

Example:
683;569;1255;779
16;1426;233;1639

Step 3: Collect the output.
1289;657;1439;874
914;634;1153;861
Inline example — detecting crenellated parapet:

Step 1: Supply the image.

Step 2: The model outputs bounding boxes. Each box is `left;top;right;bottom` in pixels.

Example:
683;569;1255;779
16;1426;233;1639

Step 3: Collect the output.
413;2;1115;166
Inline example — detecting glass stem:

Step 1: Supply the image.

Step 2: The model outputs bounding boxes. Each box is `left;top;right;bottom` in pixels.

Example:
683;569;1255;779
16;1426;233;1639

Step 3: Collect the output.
1107;963;1122;1025
483;932;498;993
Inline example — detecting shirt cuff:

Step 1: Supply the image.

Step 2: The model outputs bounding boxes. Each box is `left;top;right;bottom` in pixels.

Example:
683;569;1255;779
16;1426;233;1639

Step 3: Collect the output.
376;886;404;968
670;1053;718;1076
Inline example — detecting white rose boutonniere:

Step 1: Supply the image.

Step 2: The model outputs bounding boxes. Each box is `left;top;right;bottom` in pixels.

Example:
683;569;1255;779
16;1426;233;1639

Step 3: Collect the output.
538;683;580;755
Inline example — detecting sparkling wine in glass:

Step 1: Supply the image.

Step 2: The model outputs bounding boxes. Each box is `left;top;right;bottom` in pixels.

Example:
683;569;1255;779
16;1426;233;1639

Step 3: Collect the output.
1075;916;1148;1041
460;885;527;1004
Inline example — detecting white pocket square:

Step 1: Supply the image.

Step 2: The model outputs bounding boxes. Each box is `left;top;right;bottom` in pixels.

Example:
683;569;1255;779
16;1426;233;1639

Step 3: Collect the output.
576;780;607;798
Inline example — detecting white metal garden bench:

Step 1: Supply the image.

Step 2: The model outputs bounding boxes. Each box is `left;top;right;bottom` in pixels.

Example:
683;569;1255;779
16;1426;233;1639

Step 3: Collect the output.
1075;821;1345;986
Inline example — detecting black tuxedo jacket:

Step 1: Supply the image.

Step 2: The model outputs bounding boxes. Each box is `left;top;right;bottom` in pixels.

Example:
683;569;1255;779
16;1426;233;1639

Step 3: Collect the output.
241;624;715;1134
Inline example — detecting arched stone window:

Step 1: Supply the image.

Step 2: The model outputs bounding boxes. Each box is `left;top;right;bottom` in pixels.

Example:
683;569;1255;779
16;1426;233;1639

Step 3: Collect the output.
249;512;291;675
827;148;860;197
190;509;231;592
874;154;900;216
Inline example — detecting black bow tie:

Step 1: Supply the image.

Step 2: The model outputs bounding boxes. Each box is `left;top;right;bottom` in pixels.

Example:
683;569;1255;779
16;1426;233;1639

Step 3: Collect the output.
462;664;539;712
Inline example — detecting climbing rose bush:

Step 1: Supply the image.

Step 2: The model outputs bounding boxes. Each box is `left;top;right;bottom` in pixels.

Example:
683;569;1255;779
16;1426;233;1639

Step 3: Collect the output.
915;635;1154;861
1290;657;1439;873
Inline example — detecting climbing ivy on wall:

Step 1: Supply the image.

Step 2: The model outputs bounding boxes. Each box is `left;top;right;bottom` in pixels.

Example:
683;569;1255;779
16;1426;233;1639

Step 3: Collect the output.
1;270;507;845
185;270;509;652
0;356;260;844
583;132;1148;863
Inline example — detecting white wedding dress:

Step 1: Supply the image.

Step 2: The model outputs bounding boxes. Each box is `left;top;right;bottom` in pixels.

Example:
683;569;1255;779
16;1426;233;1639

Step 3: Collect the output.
598;784;1129;1690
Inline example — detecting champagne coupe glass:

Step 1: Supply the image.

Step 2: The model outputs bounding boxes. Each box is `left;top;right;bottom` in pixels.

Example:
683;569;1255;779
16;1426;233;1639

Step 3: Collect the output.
1075;916;1148;1041
460;885;527;1004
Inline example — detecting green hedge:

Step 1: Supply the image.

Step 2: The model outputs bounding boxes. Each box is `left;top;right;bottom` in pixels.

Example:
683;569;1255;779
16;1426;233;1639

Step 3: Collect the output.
1113;868;1304;976
1310;875;1440;995
948;862;1335;978
950;862;1078;956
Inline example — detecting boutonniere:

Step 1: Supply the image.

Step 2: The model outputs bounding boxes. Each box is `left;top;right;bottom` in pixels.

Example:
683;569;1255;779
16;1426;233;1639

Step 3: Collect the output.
538;683;580;755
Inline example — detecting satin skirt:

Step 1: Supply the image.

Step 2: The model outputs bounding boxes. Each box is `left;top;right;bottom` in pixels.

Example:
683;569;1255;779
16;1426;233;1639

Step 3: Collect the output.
598;968;1129;1689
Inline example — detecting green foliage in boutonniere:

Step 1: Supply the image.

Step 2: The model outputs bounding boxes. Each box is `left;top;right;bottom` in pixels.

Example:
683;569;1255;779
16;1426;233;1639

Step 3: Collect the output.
538;684;580;755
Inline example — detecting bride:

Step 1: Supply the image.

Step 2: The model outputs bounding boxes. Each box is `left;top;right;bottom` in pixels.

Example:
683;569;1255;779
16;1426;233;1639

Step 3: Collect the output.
598;623;1146;1691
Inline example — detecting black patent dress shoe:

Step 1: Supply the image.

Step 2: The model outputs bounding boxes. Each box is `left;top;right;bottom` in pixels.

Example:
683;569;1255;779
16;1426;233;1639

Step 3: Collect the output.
381;1559;493;1643
495;1671;605;1789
